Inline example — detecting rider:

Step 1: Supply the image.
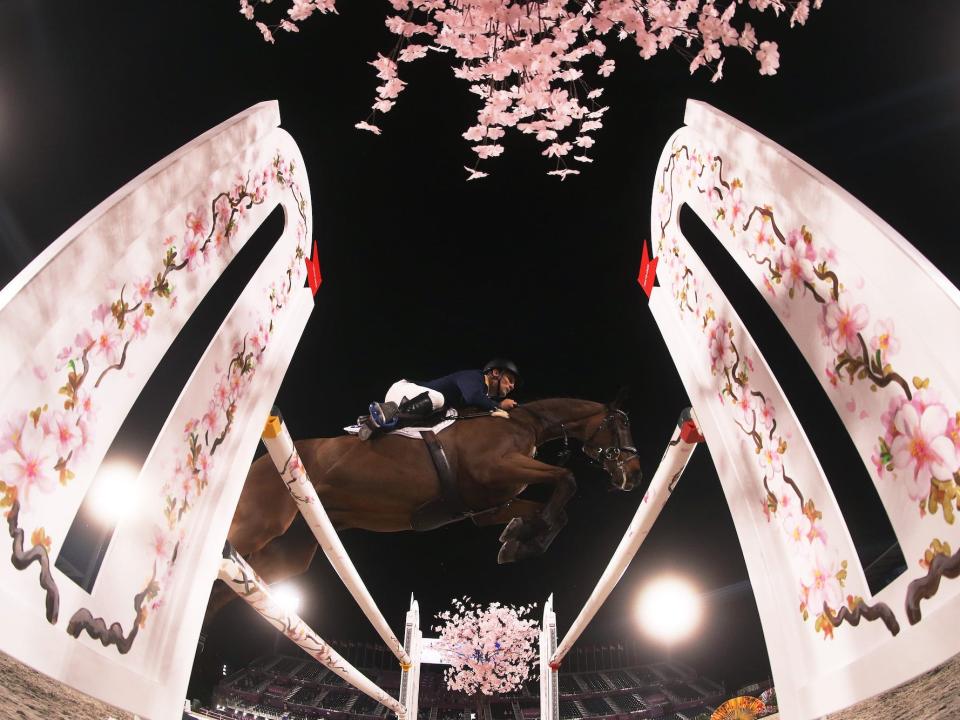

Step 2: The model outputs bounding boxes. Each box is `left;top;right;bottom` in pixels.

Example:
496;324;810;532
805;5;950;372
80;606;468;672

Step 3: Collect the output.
360;359;521;441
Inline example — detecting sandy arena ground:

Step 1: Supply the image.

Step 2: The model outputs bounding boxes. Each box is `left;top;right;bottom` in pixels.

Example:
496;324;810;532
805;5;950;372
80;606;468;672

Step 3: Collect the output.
2;648;959;720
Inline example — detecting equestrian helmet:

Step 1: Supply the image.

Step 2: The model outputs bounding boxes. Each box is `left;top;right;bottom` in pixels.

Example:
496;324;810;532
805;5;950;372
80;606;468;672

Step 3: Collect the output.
482;358;521;387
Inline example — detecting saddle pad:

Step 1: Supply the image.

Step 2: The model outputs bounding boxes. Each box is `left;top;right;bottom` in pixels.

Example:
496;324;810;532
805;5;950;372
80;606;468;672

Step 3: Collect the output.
343;408;458;439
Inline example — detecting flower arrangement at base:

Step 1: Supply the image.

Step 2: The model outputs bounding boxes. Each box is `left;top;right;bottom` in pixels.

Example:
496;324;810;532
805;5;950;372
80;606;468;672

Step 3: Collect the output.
432;597;539;695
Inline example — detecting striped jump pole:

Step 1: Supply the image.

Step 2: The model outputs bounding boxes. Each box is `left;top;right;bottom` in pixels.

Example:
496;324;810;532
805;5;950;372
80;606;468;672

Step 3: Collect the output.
548;408;704;670
218;544;406;719
261;411;412;670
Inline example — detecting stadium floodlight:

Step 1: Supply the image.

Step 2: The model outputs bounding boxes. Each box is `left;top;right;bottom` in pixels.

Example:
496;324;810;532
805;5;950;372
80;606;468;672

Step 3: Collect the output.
636;575;702;645
90;458;141;523
272;583;302;615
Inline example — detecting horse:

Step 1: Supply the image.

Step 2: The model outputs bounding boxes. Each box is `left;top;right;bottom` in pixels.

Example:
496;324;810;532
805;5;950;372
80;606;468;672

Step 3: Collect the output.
206;395;642;621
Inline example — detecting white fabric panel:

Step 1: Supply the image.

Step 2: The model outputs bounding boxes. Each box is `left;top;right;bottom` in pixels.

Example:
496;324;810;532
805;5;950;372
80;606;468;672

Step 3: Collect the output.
0;103;315;719
649;101;960;719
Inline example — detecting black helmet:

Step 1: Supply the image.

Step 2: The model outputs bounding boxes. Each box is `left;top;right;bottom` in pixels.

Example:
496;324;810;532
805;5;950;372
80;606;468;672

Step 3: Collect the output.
482;358;521;387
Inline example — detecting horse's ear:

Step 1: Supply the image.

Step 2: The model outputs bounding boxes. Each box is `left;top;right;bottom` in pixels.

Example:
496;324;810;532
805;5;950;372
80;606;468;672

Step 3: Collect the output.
609;386;630;410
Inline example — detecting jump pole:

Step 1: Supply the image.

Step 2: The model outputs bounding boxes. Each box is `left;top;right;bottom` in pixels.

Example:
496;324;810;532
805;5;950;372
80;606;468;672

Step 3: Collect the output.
548;408;705;669
218;544;407;719
261;411;412;670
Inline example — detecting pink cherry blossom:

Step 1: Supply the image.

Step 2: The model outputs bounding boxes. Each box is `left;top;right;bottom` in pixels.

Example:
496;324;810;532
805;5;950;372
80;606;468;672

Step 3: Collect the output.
778;242;813;294
890;400;960;500
781;503;812;544
799;539;844;617
756;40;780;75
5;419;56;507
355;121;382;135
256;21;275;43
869;318;900;360
706;319;732;374
237;0;821;176
821;299;869;357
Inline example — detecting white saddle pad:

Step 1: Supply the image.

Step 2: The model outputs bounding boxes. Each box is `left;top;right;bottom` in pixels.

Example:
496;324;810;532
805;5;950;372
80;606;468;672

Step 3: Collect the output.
344;408;458;439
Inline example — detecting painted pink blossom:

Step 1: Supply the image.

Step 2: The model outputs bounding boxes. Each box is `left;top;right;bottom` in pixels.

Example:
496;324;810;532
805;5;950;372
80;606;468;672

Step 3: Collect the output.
0;413;27;454
185;206;209;237
869;318;900;360
46;411;81;459
799;539;844;617
778;242;813;295
5;421;55;506
706;319;732;374
759;443;783;476
890;400;960;500
821;300;869;357
758;399;776;430
781;505;812;544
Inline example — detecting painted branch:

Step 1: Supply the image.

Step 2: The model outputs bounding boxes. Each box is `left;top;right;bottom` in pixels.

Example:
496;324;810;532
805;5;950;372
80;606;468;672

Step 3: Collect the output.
262;413;412;668
218;547;406;719
549;409;704;668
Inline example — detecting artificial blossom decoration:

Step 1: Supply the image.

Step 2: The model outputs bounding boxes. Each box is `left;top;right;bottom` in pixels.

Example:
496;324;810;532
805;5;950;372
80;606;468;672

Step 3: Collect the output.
237;0;823;178
431;597;539;695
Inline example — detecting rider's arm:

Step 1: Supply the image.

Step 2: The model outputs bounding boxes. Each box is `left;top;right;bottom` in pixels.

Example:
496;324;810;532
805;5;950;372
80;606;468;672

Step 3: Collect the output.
458;373;498;411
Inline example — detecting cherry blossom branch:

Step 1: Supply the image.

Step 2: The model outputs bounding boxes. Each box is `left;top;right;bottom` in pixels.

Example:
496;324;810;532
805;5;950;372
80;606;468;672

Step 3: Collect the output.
905;546;960;625
834;334;911;399
7;500;60;623
94;339;131;388
824;598;900;636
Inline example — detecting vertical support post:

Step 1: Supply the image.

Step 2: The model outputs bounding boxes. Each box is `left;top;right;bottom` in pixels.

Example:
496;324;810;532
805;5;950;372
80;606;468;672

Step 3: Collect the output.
539;594;559;720
400;596;422;720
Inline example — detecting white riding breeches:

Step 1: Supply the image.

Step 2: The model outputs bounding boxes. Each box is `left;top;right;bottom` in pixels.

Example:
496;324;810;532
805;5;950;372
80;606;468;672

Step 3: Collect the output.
385;379;444;411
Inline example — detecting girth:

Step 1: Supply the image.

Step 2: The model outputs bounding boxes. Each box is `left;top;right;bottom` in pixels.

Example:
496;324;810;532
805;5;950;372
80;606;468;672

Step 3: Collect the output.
410;430;469;531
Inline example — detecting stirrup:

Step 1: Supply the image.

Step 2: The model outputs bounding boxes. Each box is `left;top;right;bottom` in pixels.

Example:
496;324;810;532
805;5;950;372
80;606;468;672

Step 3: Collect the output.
369;401;399;428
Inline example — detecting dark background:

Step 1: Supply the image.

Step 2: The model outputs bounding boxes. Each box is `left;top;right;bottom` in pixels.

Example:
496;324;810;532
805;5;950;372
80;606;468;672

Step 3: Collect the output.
1;0;959;701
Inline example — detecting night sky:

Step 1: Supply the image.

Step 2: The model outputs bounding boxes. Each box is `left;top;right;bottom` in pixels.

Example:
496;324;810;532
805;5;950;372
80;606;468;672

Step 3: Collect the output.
2;0;959;702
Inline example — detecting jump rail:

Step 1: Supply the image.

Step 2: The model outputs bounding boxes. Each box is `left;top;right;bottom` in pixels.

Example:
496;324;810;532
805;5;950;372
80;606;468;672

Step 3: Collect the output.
218;543;406;719
547;408;704;669
260;412;412;669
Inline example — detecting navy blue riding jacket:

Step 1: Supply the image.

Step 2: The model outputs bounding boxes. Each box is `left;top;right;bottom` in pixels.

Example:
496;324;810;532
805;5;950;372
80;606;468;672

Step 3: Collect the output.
417;369;498;411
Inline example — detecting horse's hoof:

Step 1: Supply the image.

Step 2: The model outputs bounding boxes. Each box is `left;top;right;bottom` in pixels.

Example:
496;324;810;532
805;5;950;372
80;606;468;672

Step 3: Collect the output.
499;516;547;543
498;540;521;564
499;517;525;543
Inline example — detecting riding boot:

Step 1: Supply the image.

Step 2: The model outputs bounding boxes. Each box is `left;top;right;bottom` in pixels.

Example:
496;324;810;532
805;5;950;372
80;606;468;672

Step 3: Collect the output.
397;392;435;421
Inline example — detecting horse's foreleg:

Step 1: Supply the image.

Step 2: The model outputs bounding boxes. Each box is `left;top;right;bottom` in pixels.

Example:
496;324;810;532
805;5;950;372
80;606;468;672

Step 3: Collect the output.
487;454;576;563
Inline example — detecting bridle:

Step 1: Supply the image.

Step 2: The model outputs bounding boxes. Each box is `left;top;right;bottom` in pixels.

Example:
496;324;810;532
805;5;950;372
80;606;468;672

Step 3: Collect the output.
556;409;639;474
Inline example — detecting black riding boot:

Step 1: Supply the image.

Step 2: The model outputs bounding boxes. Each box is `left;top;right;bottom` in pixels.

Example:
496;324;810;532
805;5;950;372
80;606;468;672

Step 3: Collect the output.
397;392;435;420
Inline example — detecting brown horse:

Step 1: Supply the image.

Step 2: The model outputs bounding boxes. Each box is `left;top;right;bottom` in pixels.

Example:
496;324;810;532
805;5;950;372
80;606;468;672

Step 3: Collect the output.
208;396;642;620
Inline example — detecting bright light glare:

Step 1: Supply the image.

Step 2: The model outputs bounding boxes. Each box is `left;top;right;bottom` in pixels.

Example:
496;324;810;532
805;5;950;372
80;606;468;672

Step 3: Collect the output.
90;459;141;522
637;576;702;644
272;584;301;615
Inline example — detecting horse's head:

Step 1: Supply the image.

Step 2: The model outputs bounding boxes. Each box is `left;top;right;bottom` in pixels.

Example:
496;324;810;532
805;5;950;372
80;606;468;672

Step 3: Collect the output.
581;389;643;492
